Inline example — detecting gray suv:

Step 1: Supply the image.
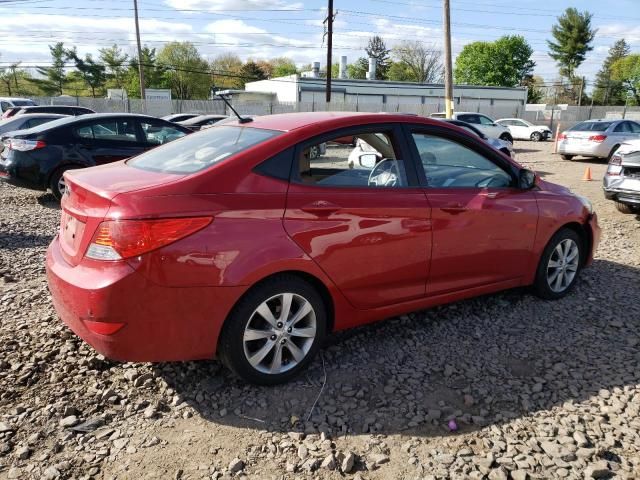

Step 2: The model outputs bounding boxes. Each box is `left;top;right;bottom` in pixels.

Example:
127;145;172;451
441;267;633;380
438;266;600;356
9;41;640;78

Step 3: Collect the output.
604;140;640;214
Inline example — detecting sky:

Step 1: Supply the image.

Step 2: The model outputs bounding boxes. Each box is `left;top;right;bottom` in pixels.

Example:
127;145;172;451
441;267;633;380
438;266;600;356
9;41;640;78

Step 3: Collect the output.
0;0;639;90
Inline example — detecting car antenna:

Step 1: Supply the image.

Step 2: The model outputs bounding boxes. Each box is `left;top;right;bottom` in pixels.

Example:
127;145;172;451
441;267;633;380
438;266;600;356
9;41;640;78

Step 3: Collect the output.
215;91;253;124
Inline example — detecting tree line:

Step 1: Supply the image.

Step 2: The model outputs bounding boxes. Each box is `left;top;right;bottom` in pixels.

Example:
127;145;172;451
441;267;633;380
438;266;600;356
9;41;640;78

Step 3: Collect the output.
0;8;638;106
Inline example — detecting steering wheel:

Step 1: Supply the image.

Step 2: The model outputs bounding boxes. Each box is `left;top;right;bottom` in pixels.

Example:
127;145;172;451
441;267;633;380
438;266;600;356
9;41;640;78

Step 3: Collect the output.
368;159;402;187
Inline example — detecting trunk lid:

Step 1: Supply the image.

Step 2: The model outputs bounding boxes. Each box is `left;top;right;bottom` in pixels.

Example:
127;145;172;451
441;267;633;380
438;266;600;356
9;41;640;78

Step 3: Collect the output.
59;161;182;266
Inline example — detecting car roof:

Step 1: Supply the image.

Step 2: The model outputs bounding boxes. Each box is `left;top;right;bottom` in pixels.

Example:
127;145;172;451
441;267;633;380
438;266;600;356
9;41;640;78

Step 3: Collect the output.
227;111;443;132
9;113;68;119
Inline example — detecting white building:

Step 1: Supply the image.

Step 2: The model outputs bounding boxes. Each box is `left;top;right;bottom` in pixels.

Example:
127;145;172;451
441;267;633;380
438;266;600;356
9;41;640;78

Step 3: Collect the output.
244;75;528;111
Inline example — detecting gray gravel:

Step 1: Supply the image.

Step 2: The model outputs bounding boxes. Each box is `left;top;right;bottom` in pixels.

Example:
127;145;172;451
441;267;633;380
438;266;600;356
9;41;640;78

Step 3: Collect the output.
1;142;640;479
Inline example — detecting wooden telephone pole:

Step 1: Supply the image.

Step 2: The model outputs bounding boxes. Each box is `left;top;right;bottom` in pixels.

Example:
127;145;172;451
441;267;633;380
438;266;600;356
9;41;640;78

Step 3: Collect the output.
133;0;146;104
443;0;454;118
325;0;334;103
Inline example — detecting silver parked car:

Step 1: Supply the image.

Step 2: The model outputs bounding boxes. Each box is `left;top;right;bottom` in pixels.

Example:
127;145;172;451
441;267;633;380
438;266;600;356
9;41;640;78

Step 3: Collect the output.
603;140;640;214
558;119;640;161
441;119;515;158
430;112;513;143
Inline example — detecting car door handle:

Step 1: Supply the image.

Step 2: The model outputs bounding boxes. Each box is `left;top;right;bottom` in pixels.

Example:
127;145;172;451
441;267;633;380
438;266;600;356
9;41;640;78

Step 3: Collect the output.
300;201;341;215
441;202;466;213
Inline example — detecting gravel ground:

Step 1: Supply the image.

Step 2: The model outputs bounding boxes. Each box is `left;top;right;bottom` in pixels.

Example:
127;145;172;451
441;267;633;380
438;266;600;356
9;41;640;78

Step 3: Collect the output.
1;141;640;480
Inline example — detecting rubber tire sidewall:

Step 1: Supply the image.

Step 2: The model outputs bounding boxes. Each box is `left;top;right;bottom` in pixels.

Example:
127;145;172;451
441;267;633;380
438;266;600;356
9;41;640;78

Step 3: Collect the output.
531;132;542;142
533;228;584;300
49;165;79;201
500;133;513;144
615;201;638;214
218;275;327;385
561;155;574;161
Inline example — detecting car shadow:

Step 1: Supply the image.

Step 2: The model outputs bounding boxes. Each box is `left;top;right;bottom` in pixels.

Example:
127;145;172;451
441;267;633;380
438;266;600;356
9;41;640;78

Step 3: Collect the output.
36;193;60;209
154;258;640;439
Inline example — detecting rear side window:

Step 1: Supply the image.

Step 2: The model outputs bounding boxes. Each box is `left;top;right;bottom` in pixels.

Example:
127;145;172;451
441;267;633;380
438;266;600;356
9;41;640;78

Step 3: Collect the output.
129;126;280;174
457;114;479;124
140;120;187;145
26;117;56;128
74;119;138;142
571;122;613;131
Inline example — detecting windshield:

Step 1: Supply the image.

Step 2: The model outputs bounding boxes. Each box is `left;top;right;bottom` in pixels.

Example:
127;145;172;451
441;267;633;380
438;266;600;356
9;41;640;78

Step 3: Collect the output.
570;121;613;132
128;126;281;174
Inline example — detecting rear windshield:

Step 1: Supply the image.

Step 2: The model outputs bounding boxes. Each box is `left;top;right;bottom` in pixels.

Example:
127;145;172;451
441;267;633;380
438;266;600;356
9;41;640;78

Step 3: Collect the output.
12;100;36;106
128;126;281;174
570;121;613;131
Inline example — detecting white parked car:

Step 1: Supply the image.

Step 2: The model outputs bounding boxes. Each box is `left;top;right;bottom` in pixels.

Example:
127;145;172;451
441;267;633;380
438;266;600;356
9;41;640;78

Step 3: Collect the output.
430;112;513;143
496;118;552;142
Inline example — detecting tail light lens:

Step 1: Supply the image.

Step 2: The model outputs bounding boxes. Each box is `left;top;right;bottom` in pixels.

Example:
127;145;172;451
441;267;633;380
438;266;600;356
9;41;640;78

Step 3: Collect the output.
609;154;622;166
86;217;212;260
588;134;607;143
8;139;46;151
607;154;623;176
558;133;567;140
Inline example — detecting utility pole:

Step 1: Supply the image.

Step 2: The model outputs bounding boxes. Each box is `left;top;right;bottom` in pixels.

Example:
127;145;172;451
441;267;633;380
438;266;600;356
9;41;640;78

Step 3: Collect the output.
443;0;454;118
577;77;584;106
324;0;334;103
133;0;146;105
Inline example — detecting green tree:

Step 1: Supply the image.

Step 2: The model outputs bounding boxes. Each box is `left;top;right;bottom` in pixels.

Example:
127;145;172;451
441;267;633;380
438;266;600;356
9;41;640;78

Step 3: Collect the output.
387;61;414;82
36;42;69;95
365;35;391;80
592;39;630;105
211;53;244;89
157;42;211;100
238;61;267;87
66;48;106;97
271;57;298;78
611;55;640;106
454;35;535;87
127;46;166;98
99;44;129;90
391;41;443;83
547;8;596;81
347;57;369;80
521;75;545;103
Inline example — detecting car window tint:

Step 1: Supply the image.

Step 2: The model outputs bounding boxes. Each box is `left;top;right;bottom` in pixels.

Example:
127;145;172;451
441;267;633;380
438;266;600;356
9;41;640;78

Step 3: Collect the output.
129;126;280;174
294;130;408;188
478;115;495;125
571;122;613;131
26;118;55;128
1;102;9;111
614;122;632;133
412;133;512;188
74;119;138;142
141;120;187;145
629;122;640;133
457;114;477;124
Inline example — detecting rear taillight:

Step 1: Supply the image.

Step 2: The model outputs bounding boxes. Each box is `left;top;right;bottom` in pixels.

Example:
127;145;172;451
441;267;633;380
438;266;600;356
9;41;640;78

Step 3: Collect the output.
85;217;212;260
609;154;622;166
8;139;46;151
558;133;567;140
588;134;607;143
607;154;623;176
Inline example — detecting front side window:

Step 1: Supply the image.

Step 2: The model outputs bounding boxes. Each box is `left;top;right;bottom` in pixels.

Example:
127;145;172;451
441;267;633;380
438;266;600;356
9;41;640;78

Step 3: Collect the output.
141;121;187;145
477;115;495;125
629;122;640;133
457;114;478;124
614;122;632;133
74;119;138;142
294;129;408;188
129;126;280;174
412;133;512;188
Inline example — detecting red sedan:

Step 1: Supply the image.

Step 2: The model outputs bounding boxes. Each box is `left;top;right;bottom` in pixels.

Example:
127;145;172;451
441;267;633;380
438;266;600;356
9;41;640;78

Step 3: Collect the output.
46;112;600;384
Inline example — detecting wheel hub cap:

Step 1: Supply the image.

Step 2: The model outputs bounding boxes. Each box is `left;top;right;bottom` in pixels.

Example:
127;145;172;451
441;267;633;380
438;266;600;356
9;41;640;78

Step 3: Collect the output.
546;239;579;293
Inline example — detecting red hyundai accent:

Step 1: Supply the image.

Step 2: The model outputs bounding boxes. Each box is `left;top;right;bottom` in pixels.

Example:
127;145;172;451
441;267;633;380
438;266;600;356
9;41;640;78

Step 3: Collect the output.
46;112;600;384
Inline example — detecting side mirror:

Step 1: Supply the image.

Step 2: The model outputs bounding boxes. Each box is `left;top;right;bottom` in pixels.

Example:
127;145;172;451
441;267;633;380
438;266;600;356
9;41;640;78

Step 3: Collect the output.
359;153;378;168
519;168;536;190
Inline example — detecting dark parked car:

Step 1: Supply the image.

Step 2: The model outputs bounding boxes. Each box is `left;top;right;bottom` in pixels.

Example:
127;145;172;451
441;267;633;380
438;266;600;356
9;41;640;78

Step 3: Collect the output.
2;105;95;119
0;113;191;199
0;113;67;135
178;114;228;131
162;113;200;123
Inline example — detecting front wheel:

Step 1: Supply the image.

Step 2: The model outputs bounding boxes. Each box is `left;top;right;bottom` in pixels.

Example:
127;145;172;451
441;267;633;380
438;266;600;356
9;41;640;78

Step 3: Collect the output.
218;275;327;385
533;228;583;300
561;154;574;161
615;201;640;214
530;131;542;142
49;166;79;201
500;133;513;144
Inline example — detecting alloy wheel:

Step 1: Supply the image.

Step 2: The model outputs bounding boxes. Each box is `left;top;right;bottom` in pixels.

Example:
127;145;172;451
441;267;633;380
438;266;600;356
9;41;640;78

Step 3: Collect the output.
546;239;579;293
57;176;66;196
242;293;317;374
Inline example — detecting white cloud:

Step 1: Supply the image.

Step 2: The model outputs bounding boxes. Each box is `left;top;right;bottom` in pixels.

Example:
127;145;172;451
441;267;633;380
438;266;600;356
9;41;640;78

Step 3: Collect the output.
164;0;302;13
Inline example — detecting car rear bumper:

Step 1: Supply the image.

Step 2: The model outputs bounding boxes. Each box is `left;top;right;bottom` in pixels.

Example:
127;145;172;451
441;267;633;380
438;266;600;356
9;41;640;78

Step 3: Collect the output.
603;187;640;205
0;151;47;190
557;142;608;158
46;235;245;362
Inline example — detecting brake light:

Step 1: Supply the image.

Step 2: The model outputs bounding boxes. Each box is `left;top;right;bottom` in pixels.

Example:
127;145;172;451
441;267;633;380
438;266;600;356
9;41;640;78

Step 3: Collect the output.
609;154;622;166
588;135;607;143
85;217;212;260
607;154;623;176
558;133;567;140
8;139;46;151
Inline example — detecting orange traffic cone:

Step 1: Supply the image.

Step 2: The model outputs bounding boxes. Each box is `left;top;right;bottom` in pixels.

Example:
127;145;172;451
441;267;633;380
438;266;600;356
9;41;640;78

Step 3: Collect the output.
582;167;593;181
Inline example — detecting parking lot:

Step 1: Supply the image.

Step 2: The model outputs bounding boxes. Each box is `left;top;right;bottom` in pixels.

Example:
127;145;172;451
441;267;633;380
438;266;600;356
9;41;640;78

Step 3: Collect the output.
1;141;639;479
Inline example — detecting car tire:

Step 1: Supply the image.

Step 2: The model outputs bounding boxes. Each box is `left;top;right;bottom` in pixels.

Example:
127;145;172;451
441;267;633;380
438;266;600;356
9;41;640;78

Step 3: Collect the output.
615;201;639;214
561;154;574;161
530;131;542;142
533;228;583;300
218;275;327;385
500;133;513;144
49;165;80;201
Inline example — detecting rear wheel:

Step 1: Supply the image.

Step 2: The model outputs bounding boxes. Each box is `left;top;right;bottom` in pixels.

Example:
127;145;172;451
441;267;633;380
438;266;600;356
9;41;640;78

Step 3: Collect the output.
530;131;542;142
218;275;327;385
533;228;583;300
615;201;640;214
49;165;79;201
500;133;513;144
561;154;574;161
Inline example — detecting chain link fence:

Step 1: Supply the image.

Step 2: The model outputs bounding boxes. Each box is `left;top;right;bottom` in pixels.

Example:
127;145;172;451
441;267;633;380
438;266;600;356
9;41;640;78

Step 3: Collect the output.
30;96;640;132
